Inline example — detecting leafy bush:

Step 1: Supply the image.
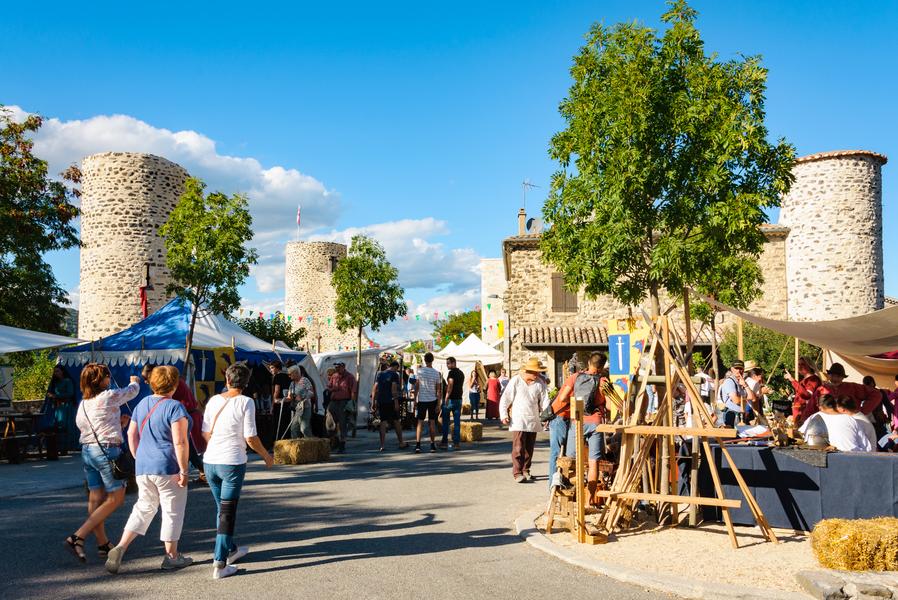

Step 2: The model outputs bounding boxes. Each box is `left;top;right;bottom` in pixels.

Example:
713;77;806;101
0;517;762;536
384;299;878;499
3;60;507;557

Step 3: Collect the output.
7;350;55;402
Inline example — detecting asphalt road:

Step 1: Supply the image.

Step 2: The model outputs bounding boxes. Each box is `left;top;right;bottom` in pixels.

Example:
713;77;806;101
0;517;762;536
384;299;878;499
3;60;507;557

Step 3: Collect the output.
1;423;673;600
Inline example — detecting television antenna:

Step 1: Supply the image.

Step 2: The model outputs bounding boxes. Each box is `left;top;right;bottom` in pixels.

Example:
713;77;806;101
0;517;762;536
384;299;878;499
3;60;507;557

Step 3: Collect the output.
522;179;539;214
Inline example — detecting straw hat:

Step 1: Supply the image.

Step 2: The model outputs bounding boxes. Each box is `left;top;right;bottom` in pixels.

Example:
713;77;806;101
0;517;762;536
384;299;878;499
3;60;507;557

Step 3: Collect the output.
521;357;548;372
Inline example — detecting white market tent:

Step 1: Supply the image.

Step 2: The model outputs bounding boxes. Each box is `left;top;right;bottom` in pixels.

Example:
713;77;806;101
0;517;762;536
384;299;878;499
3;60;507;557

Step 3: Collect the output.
432;334;503;400
434;341;458;359
0;324;84;354
313;344;404;425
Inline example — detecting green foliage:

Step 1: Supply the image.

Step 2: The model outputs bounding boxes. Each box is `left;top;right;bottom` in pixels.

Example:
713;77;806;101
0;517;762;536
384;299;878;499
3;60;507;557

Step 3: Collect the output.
161;178;258;317
236;314;306;349
432;310;481;347
403;340;427;354
0;108;80;334
332;235;407;335
719;322;820;399
7;349;55;401
540;1;795;315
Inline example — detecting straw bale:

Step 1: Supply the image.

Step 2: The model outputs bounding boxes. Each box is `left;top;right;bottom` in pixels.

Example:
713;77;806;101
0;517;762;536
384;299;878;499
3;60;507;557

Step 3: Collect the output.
462;403;471;415
811;517;898;571
274;438;330;465
460;421;482;442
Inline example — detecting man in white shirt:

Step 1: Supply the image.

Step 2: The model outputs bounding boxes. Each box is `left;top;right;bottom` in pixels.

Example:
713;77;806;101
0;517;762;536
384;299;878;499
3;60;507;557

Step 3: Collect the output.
836;396;877;450
413;352;442;453
499;357;550;483
799;393;873;452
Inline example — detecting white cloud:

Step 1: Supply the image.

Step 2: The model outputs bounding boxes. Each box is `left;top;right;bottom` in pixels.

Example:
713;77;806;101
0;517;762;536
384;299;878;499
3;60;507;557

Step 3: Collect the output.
370;288;481;346
67;286;80;310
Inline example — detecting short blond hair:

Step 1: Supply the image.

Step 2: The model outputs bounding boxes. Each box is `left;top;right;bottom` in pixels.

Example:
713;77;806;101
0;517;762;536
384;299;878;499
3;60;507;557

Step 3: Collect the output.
149;365;180;396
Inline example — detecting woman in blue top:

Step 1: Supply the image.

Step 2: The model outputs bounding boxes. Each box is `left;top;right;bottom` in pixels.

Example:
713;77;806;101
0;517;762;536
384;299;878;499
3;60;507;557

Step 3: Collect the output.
105;365;193;574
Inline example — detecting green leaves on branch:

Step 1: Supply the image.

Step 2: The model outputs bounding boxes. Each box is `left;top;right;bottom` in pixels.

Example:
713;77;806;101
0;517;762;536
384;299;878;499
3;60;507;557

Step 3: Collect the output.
332;235;406;334
160;178;258;317
433;310;481;348
236;314;306;349
0;108;80;334
540;0;796;316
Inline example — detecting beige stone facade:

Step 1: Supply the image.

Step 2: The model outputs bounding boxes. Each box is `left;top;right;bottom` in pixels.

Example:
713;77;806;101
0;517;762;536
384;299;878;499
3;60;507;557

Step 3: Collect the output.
78;152;188;340
779;150;886;321
285;241;366;352
479;258;506;346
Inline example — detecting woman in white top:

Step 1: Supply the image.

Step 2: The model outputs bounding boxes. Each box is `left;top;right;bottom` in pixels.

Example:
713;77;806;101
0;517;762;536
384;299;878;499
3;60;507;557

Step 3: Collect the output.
203;363;273;580
287;365;314;439
65;363;140;562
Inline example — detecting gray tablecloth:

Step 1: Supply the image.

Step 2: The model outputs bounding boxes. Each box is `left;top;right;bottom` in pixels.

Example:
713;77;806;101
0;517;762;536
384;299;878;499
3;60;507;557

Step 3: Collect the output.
697;444;898;531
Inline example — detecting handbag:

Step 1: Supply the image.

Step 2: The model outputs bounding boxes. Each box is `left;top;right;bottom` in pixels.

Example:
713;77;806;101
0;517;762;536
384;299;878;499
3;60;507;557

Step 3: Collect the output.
540;403;557;422
80;402;133;480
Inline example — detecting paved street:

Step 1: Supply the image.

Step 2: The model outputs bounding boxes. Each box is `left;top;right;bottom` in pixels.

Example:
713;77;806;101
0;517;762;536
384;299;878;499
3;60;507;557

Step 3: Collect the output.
0;423;671;600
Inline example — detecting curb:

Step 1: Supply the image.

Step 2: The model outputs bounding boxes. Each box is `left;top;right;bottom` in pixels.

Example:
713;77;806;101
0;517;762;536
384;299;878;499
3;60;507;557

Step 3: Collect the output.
514;507;811;600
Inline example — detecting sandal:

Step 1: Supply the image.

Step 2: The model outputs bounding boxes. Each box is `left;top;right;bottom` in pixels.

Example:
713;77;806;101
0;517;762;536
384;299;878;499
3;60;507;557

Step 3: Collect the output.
98;541;114;558
65;534;86;562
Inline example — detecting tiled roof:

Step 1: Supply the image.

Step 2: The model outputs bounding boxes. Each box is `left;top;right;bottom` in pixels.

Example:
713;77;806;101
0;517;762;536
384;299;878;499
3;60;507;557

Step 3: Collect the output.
520;322;719;348
795;150;887;165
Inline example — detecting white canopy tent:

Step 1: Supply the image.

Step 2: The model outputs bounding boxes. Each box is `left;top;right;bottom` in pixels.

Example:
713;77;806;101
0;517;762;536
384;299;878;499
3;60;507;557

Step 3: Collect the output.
0;324;84;355
432;334;504;400
313;344;405;425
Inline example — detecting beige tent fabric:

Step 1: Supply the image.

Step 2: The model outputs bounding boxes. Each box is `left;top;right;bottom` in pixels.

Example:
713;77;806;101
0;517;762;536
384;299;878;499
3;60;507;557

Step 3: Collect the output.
828;351;898;389
698;294;898;356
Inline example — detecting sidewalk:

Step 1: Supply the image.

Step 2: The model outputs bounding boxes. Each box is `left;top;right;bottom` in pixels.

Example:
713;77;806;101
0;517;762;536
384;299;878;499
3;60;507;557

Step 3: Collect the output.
0;453;86;499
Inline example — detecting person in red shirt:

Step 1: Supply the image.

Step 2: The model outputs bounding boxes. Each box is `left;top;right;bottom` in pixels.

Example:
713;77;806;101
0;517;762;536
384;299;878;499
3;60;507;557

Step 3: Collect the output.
485;371;502;420
784;356;822;426
327;362;358;452
801;362;881;425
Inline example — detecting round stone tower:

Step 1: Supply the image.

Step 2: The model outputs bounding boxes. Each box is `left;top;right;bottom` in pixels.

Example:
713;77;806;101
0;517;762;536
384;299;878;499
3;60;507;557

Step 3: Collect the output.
285;241;363;352
78;152;189;340
779;150;887;321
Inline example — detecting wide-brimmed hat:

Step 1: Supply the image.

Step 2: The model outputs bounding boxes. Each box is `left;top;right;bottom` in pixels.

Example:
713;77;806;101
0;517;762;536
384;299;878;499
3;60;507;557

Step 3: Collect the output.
743;360;757;371
522;357;548;373
826;363;847;377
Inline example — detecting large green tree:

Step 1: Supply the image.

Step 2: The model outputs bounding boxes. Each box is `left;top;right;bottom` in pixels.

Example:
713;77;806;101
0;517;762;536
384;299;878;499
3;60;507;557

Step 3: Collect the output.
236;313;306;349
432;310;481;348
332;235;406;371
0;108;80;333
540;1;795;317
160;178;258;374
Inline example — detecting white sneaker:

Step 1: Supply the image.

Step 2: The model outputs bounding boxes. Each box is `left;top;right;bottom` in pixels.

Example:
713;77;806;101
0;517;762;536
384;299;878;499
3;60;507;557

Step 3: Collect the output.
227;546;249;566
213;564;238;579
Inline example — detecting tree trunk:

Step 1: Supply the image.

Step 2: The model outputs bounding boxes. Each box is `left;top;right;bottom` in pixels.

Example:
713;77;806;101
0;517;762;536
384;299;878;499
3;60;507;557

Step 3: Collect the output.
182;299;200;379
356;325;363;374
710;313;720;392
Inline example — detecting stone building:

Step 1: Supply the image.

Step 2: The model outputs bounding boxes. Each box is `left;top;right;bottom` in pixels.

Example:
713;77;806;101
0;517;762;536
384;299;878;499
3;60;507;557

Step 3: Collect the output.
78;152;188;340
479;258;507;346
486;150;888;384
284;241;368;352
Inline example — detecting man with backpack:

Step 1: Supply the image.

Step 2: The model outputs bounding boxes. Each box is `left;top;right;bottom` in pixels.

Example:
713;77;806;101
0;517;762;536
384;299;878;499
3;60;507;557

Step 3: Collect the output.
558;352;607;499
718;360;756;427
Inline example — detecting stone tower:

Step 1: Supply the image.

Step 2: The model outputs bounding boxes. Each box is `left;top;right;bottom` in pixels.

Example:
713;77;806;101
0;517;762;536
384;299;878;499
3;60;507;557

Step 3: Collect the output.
78;152;189;340
285;241;364;352
779;150;887;321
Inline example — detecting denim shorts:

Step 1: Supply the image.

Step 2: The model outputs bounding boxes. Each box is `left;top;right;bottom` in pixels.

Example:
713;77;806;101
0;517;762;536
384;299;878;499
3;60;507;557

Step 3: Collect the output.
82;443;125;493
566;423;604;460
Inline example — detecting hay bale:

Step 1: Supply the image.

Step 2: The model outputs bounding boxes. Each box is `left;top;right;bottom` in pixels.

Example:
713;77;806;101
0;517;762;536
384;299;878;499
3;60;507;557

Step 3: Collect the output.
461;403;472;415
460;421;482;442
274;438;330;465
811;517;898;571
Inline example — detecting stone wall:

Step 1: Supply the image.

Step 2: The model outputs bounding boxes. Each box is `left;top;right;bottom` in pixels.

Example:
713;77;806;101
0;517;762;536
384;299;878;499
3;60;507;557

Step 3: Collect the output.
749;229;789;320
479;258;506;346
780;150;886;321
78;152;188;340
285;241;365;352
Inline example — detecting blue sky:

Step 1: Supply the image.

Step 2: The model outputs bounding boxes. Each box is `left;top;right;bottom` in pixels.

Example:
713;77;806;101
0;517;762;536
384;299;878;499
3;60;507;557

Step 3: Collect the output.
3;0;897;343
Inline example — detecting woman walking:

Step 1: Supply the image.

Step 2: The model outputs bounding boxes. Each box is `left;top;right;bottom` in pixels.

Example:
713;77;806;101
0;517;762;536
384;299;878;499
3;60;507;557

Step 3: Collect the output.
105;365;193;573
485;371;501;420
468;363;483;420
203;363;274;579
65;364;140;561
287;365;314;439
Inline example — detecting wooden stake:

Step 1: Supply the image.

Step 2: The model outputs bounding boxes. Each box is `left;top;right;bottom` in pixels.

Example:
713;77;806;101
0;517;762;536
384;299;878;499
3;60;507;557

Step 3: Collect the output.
572;397;586;543
736;317;744;361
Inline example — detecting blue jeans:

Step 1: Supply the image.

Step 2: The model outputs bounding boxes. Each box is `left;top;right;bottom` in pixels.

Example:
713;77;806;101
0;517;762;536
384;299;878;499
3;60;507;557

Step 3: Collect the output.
548;418;569;487
441;399;461;445
469;392;481;415
565;423;604;460
82;444;125;493
204;463;247;564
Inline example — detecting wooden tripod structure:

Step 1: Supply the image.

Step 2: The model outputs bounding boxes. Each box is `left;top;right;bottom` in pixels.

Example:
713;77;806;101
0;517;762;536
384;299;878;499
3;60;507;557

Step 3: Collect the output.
570;314;778;548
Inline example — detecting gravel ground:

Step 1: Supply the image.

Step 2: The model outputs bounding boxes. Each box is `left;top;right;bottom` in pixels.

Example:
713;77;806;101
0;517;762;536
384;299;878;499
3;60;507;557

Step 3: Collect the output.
0;424;676;600
543;516;814;594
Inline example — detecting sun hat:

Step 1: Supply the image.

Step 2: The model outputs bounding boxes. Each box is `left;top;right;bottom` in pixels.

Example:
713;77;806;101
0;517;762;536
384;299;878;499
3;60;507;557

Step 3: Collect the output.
522;357;548;373
826;363;847;378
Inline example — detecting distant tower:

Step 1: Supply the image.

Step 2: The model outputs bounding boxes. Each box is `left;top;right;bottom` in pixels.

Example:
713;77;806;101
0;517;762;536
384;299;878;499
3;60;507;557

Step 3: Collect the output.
285;241;362;352
779;150;887;321
78;152;188;339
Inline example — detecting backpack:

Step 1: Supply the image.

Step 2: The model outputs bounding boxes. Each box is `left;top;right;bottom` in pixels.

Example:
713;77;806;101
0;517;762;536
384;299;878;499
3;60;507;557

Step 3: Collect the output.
576;373;603;418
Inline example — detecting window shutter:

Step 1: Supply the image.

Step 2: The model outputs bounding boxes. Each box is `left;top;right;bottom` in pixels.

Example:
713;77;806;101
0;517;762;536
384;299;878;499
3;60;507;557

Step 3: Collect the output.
551;273;564;311
566;287;578;312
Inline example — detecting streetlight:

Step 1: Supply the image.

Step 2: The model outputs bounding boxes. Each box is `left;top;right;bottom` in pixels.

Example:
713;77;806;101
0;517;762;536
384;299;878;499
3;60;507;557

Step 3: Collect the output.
487;293;511;371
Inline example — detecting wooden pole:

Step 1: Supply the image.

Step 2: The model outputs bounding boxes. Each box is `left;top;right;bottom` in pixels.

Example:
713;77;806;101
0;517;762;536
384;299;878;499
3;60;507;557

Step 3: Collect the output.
572;397;586;543
794;337;800;374
736;317;744;361
662;316;678;525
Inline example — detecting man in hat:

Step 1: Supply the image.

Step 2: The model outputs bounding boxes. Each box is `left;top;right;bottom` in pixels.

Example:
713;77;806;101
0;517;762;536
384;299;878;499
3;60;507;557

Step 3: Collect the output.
801;363;882;425
327;362;357;452
499;357;550;483
785;356;822;425
717;360;757;427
